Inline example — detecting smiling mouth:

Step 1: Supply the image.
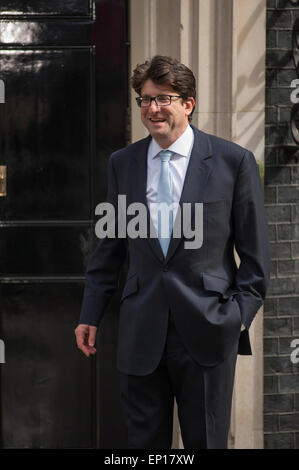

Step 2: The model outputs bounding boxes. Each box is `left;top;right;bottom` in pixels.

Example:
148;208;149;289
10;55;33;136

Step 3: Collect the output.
149;118;166;123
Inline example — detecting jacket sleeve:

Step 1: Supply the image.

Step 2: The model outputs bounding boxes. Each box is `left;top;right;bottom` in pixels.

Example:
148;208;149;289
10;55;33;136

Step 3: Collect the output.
79;155;127;326
232;150;270;329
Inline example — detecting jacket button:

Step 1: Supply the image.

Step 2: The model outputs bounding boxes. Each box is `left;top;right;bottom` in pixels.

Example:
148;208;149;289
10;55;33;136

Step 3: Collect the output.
163;265;169;272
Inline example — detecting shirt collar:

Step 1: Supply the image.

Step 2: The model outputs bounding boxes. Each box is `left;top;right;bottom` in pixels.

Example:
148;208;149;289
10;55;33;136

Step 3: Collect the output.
151;124;194;160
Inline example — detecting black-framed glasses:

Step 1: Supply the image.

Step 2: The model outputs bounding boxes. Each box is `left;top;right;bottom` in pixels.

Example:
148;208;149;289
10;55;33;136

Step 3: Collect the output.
136;94;182;108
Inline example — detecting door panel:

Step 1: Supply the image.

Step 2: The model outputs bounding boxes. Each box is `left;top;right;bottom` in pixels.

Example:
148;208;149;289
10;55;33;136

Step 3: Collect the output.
0;49;92;220
1;283;92;448
0;22;93;46
0;226;93;276
0;1;92;17
0;0;128;448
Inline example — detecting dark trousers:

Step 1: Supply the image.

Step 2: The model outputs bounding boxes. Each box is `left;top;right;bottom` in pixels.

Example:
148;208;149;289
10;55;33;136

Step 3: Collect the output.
119;313;239;449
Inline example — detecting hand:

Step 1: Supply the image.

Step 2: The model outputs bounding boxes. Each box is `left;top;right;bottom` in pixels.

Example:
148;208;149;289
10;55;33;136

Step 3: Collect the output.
241;324;246;332
75;323;98;357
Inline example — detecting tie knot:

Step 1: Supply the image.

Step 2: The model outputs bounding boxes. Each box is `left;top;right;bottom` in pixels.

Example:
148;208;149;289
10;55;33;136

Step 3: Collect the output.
159;150;173;162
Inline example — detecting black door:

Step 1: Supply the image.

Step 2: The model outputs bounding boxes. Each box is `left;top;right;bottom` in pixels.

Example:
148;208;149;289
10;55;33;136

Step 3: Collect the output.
0;0;128;448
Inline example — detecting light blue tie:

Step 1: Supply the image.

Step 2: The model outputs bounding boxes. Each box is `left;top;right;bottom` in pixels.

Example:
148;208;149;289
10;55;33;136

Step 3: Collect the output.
157;150;174;257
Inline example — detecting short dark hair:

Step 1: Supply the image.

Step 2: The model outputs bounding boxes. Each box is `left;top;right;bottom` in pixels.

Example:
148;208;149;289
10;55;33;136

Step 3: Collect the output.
131;55;196;122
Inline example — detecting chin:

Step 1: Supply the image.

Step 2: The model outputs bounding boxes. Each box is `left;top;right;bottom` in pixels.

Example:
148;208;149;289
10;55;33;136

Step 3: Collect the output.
149;124;169;136
151;130;168;140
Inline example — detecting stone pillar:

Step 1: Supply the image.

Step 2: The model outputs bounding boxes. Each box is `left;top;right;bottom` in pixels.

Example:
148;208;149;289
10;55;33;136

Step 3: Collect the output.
230;0;266;449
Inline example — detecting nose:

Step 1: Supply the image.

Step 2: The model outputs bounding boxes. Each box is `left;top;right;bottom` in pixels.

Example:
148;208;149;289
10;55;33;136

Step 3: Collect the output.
148;98;160;111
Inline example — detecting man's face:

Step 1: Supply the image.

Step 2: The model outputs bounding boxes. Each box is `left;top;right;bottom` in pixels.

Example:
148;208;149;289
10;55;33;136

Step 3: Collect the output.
140;79;194;148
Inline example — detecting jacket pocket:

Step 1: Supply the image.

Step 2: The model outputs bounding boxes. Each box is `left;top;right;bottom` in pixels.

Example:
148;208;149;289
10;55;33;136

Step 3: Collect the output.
202;272;232;298
203;200;227;209
121;273;138;302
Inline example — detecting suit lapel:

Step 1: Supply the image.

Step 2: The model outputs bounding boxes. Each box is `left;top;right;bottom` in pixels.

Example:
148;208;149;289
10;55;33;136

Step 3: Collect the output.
130;136;149;207
130;135;165;263
165;127;213;262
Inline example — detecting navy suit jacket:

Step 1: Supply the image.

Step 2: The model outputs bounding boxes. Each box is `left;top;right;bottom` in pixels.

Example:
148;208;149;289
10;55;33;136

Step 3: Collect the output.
79;126;270;375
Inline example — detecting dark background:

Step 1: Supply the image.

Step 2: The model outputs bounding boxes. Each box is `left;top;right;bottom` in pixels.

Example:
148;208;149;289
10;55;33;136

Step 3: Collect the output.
0;0;129;448
264;0;299;449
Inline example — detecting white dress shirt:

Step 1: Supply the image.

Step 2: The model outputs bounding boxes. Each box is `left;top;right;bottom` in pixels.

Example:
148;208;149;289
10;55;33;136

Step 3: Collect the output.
146;124;194;233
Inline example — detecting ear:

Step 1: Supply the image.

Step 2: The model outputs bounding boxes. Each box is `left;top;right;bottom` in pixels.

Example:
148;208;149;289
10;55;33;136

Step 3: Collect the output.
184;97;195;116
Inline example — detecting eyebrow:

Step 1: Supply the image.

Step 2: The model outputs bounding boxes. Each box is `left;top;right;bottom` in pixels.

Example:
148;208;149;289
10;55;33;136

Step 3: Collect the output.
141;94;169;97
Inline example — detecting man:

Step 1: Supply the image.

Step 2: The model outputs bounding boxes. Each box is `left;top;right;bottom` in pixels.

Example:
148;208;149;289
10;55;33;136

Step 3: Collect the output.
75;55;270;449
